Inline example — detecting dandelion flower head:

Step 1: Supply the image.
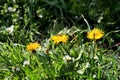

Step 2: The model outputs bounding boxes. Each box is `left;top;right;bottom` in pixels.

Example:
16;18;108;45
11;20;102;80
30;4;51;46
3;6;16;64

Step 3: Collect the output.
87;28;104;40
26;42;41;51
51;34;69;44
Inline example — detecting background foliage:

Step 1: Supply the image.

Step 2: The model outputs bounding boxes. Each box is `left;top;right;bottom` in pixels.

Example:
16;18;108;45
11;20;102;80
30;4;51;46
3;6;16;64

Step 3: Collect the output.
0;0;120;44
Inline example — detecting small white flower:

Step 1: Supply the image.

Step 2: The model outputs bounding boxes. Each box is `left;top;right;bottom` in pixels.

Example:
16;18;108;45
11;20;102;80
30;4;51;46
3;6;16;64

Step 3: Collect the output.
93;74;96;78
63;55;72;62
39;15;43;18
6;25;14;34
23;60;30;67
8;7;16;12
77;69;85;74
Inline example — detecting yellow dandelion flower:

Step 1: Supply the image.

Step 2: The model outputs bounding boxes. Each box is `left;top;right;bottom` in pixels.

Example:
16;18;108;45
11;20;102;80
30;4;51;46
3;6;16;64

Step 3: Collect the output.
51;34;69;44
87;28;104;40
26;42;41;51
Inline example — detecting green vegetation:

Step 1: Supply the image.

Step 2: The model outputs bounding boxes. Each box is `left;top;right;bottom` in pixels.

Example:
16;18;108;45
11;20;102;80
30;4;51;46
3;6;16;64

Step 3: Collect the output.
0;0;120;80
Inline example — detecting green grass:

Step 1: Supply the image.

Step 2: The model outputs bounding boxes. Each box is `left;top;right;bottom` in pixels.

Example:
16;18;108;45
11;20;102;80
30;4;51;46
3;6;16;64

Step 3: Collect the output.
0;0;120;80
0;27;120;80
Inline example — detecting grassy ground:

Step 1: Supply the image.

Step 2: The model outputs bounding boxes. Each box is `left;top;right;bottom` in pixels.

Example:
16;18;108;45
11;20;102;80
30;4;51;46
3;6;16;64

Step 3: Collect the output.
0;0;120;80
0;26;120;80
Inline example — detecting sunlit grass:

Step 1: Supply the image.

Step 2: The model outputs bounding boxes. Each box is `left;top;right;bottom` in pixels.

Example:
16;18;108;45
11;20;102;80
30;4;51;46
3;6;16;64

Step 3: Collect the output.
0;27;120;79
0;0;120;79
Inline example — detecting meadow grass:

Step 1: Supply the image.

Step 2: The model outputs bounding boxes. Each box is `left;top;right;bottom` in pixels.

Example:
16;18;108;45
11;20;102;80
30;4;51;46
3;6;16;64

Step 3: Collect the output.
0;0;120;80
0;26;120;80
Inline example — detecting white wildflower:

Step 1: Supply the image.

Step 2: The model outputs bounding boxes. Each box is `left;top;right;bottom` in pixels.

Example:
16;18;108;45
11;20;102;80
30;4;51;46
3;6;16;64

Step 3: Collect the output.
93;74;96;78
77;69;85;74
23;60;30;67
6;25;14;34
8;7;16;12
63;55;72;62
39;15;43;18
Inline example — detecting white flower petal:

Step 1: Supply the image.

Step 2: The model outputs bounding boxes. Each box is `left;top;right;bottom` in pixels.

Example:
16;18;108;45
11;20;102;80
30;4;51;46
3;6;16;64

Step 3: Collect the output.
6;25;14;34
